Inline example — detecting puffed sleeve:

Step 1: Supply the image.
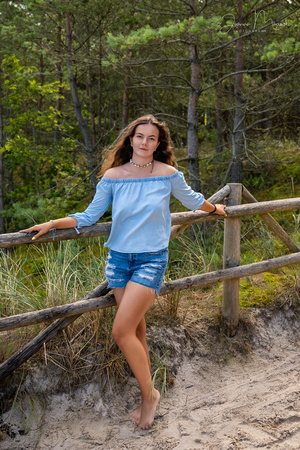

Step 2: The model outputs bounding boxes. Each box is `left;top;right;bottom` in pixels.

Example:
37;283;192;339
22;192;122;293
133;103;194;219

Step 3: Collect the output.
171;171;205;210
68;179;113;228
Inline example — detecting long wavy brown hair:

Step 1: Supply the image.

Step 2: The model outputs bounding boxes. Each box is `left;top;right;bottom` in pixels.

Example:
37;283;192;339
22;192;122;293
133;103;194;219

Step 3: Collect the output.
99;115;176;177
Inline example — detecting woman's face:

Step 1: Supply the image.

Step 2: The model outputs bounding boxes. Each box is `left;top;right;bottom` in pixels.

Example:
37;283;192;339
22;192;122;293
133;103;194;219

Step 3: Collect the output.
130;123;160;161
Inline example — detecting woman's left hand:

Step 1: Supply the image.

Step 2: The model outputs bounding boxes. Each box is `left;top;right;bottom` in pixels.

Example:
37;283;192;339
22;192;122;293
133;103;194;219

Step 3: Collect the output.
214;204;227;216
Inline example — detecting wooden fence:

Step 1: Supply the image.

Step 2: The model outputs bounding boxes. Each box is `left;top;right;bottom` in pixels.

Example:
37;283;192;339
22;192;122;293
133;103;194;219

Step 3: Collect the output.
0;183;299;383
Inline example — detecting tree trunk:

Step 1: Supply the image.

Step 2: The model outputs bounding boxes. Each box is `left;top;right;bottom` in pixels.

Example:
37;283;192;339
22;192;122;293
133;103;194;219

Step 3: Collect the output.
216;58;223;154
265;64;273;134
54;22;63;143
187;0;201;192
0;57;6;233
97;23;103;139
122;65;130;129
86;34;96;147
231;0;245;183
37;53;44;111
65;13;97;191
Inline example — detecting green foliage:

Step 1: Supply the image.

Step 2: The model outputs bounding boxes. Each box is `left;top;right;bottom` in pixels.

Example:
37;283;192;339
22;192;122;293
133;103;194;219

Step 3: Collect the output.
239;273;295;308
107;14;229;52
243;139;300;199
0;0;299;233
261;37;298;61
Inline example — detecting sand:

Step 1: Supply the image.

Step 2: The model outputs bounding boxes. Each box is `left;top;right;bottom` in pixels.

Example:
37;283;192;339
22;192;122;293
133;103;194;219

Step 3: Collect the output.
1;301;300;449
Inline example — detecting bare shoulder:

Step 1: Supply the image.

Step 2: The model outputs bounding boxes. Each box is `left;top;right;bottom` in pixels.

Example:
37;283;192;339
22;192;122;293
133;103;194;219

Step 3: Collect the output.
154;162;177;176
103;166;125;179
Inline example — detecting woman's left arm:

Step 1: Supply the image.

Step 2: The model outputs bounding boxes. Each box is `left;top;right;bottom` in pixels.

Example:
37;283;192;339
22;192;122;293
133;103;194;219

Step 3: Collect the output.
170;172;226;216
199;200;227;216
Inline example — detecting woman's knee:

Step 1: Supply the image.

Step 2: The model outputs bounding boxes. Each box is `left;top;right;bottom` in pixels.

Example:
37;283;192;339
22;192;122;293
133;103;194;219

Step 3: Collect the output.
112;318;146;346
111;322;122;344
111;320;131;345
136;319;146;341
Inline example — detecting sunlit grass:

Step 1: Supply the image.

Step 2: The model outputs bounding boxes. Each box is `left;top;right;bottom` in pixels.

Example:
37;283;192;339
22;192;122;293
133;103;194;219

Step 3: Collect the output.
0;239;108;318
0;220;299;387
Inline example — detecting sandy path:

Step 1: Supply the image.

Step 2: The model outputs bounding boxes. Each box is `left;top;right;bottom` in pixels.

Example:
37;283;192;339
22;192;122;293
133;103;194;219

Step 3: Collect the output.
1;304;300;449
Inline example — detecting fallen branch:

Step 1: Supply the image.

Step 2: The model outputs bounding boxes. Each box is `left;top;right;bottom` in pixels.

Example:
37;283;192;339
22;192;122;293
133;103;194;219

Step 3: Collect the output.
0;280;111;384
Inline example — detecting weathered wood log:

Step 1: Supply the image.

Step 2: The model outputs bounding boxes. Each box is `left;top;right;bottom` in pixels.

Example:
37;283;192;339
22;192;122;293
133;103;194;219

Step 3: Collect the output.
171;197;300;225
1;195;298;249
1;251;300;383
2;252;300;332
170;184;231;240
0;222;112;249
0;292;116;331
0;280;112;383
80;279;110;300
159;251;300;294
242;186;300;253
222;184;242;337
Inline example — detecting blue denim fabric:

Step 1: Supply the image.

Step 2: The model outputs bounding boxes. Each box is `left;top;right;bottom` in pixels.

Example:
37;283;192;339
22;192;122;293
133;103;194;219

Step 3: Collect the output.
105;248;168;295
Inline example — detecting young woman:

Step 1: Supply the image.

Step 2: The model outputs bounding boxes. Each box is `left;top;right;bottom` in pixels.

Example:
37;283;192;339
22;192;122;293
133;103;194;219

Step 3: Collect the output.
20;115;226;429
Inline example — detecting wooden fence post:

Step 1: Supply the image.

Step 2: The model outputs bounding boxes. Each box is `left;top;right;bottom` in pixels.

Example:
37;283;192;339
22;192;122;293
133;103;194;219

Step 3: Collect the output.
222;183;242;336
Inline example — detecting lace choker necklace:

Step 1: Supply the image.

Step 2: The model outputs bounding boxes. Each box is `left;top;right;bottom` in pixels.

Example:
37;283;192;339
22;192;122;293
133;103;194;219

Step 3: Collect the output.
129;159;153;168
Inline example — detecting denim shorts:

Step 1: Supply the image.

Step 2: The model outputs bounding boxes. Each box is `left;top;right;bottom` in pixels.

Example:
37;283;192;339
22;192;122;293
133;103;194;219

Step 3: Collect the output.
105;248;168;295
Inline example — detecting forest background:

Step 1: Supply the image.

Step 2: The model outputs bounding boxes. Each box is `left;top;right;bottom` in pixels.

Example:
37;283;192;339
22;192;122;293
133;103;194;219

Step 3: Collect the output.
0;0;299;236
0;0;300;394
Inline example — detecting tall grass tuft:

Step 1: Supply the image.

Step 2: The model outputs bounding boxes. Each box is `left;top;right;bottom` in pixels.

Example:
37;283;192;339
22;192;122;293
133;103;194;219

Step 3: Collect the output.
0;239;108;318
0;220;299;387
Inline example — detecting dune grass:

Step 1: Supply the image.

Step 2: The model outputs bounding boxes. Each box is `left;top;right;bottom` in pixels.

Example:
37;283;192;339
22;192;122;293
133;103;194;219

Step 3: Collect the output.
0;217;299;387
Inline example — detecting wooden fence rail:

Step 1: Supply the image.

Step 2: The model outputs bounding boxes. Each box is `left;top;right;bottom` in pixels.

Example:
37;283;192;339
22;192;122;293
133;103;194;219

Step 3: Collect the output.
1;252;300;333
0;183;299;382
1;252;300;383
0;197;299;248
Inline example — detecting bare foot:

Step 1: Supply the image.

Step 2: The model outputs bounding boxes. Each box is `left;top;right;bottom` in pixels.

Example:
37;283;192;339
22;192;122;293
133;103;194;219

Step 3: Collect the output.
129;405;142;424
137;388;160;430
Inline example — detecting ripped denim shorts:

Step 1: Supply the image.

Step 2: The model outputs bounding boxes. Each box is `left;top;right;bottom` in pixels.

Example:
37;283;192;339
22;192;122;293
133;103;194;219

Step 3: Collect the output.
105;248;168;295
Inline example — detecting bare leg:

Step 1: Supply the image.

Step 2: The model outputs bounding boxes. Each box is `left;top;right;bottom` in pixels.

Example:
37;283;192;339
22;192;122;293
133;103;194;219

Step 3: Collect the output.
113;288;151;372
113;287;151;424
112;281;160;429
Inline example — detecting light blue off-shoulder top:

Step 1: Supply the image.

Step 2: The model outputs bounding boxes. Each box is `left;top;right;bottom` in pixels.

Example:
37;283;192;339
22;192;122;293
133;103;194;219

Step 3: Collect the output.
68;171;204;253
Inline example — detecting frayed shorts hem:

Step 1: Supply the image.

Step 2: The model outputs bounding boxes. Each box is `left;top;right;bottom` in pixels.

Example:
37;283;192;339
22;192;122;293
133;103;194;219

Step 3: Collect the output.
108;280;160;295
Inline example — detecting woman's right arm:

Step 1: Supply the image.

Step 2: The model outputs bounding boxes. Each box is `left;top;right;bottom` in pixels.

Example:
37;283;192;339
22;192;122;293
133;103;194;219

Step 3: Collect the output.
19;217;78;240
19;178;113;240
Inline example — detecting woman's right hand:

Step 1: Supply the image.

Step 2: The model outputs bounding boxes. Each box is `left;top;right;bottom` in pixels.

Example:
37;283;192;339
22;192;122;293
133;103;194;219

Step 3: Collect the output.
19;222;53;240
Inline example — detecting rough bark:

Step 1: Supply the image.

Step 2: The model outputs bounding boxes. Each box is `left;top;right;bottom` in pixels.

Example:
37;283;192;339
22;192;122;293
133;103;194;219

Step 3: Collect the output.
37;53;44;112
65;13;97;190
86;32;96;146
97;23;103;138
54;22;64;143
222;183;242;337
231;0;245;183
122;65;130;129
216;58;224;154
0;56;6;234
187;0;201;192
